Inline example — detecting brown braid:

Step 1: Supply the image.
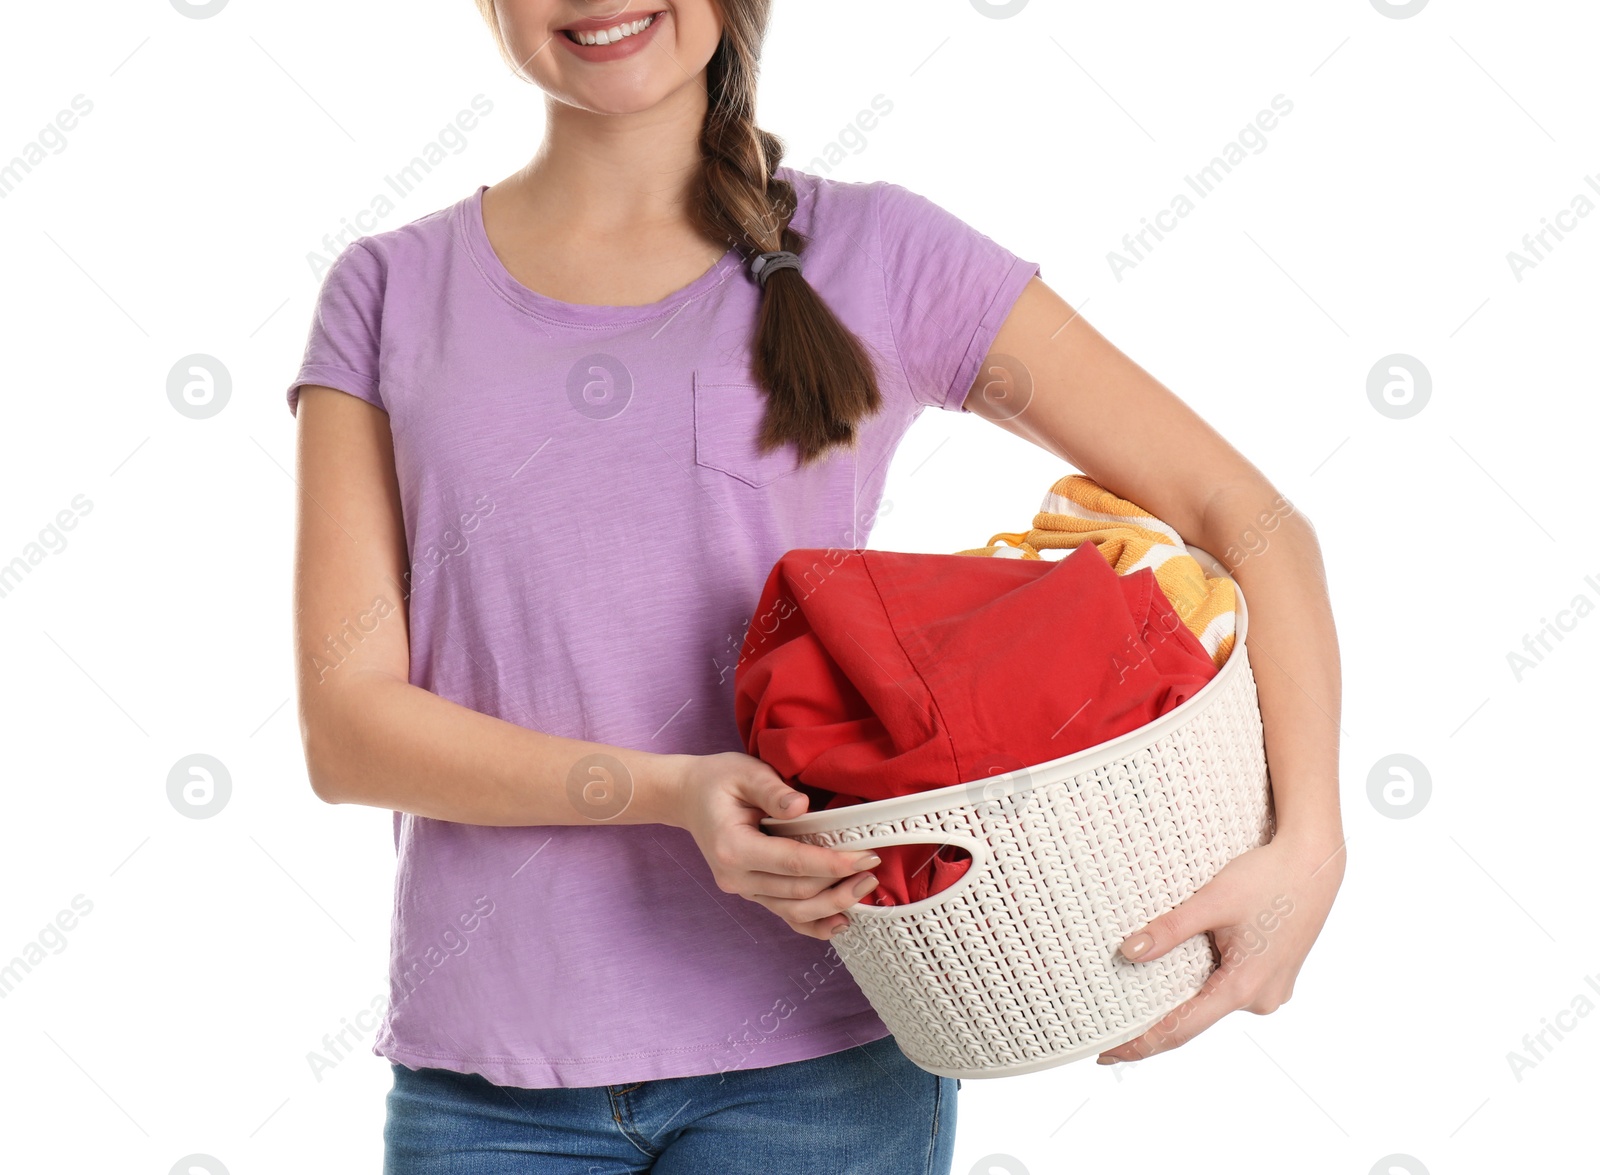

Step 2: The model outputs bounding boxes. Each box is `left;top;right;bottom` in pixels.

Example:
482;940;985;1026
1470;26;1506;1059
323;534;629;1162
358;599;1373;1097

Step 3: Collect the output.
473;0;886;467
687;4;883;464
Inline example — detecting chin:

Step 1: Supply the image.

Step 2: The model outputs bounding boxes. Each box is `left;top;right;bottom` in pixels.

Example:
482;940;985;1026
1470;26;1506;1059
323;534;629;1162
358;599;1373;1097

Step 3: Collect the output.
548;72;686;116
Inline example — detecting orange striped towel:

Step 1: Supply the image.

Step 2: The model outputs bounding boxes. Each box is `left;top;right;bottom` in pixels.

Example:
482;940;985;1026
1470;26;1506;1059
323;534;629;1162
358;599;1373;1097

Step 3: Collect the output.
953;474;1237;667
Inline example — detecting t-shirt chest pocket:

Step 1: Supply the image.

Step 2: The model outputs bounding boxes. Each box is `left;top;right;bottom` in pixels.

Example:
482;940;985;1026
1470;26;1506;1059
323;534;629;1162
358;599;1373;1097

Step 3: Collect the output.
692;366;809;488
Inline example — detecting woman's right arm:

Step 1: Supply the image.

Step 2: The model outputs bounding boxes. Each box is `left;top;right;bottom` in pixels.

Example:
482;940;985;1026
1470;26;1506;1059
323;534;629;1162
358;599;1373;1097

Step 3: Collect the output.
291;386;879;933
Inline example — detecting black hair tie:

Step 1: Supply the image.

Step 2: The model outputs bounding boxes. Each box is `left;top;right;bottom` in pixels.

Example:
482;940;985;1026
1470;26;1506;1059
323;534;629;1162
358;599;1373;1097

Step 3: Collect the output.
748;250;802;289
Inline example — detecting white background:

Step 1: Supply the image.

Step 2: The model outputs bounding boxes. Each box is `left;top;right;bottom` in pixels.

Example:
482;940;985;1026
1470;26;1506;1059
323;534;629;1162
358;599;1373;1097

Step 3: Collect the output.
2;1;1595;1172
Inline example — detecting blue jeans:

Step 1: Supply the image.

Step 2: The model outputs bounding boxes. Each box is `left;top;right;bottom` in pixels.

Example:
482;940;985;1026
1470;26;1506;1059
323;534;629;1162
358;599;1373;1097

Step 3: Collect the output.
382;1033;959;1174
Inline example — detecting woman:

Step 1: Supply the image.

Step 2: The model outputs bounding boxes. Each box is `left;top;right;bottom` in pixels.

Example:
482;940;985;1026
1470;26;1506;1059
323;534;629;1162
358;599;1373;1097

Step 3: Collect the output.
287;1;1346;1170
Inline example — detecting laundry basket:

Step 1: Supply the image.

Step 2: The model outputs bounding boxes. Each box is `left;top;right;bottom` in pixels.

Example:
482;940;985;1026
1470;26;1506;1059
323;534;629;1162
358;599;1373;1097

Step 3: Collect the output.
760;544;1274;1079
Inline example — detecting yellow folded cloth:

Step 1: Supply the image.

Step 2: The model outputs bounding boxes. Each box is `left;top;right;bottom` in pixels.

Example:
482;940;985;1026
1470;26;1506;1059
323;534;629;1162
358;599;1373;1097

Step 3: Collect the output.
953;474;1237;667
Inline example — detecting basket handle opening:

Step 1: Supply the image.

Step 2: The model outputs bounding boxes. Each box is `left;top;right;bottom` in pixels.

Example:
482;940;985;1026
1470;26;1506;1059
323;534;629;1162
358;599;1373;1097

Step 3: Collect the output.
800;831;993;918
855;841;975;909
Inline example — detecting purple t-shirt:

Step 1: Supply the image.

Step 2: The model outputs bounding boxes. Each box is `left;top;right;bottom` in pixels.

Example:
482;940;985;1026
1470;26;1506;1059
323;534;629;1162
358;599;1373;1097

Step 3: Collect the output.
286;165;1040;1088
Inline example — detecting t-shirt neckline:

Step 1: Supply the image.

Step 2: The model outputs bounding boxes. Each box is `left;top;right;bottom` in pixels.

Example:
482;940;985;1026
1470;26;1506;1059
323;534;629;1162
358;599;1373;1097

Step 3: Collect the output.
461;183;746;326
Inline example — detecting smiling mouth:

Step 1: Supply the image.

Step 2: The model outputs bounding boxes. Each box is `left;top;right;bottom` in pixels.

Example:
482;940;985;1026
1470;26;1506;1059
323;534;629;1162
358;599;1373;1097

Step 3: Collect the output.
562;12;664;45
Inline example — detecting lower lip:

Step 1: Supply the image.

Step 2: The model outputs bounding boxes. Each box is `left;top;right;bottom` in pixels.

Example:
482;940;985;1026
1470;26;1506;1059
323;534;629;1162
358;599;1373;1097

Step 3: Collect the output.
557;12;666;62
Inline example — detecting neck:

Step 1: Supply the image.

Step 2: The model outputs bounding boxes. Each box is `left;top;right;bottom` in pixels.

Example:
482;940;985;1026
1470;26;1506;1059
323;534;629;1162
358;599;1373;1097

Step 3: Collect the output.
512;82;711;236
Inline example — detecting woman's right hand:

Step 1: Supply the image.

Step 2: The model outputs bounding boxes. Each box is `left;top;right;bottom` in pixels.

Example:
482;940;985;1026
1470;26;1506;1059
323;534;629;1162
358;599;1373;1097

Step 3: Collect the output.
670;751;883;940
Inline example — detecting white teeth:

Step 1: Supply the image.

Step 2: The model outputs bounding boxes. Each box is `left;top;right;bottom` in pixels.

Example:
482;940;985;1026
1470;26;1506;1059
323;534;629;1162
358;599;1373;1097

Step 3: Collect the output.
567;13;656;46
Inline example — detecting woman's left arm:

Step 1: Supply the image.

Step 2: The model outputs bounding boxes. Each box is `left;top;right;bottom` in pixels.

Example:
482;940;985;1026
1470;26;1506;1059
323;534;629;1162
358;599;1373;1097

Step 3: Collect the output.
966;277;1348;1063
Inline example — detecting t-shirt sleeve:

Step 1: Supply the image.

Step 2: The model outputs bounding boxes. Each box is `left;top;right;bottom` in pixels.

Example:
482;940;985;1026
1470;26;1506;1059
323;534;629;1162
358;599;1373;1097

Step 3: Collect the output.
873;179;1041;413
286;240;387;416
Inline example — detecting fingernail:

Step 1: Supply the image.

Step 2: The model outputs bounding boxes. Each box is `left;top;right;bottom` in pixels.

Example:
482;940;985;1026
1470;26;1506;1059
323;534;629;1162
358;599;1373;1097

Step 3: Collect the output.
853;874;879;897
1096;1055;1119;1065
853;853;882;870
1121;932;1154;960
780;792;800;809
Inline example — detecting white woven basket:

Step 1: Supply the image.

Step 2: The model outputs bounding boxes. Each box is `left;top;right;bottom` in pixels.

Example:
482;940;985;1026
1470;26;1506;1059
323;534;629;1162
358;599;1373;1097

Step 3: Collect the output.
761;545;1274;1079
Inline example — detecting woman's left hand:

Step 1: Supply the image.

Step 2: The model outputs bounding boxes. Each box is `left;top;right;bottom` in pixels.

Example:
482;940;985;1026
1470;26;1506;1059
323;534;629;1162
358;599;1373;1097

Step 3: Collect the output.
1096;824;1346;1064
